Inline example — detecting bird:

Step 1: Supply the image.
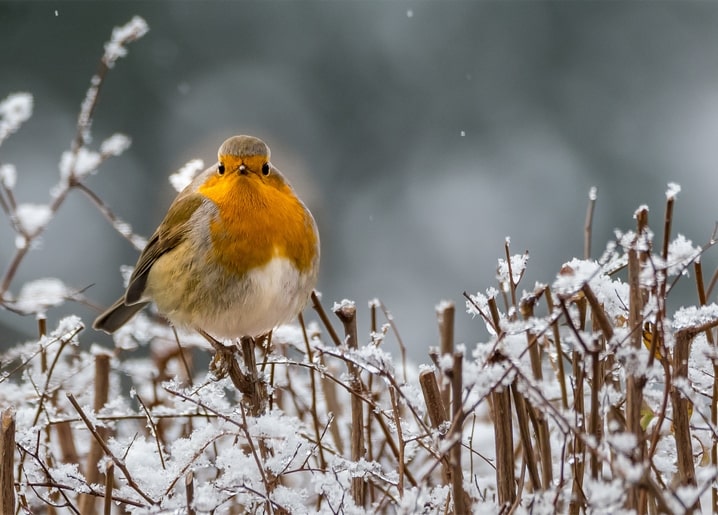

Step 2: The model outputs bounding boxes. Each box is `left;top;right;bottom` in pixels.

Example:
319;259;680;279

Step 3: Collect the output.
93;135;320;348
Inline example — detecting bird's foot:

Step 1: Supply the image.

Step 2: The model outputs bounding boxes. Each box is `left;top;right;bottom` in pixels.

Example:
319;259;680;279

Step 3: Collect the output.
199;330;237;380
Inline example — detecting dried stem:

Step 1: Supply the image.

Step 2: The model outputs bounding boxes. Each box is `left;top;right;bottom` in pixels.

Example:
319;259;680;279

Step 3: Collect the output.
103;461;114;515
450;353;467;507
671;329;700;512
79;353;111;514
1;408;15;515
585;187;597;259
437;301;455;415
333;302;365;506
311;290;342;346
66;393;156;506
695;261;718;513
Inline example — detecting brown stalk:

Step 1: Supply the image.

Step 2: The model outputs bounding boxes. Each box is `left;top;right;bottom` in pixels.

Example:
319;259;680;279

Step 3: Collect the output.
419;370;448;430
311;290;342;347
670;329;700;512
520;291;552;487
298;312;327;469
511;384;541;491
103;461;114;515
437;301;455;416
695;261;718;513
625;216;647;513
66;393;156;506
79;353;112;515
185;471;195;515
585;187;597;259
559;296;587;515
388;386;405;498
491;368;515;508
544;288;569;410
580;284;611;481
1;408;15;515
333;302;365;506
450;352;468;513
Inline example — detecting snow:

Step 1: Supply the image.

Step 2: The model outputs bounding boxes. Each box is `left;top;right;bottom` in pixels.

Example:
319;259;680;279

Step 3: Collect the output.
552;258;601;295
103;16;149;68
169;158;204;192
333;298;356;311
671;303;718;331
497;252;529;286
0;92;33;141
59;147;101;180
15;203;52;234
666;181;681;200
0;163;17;189
100;132;131;156
666;234;701;276
13;278;69;314
435;299;454;312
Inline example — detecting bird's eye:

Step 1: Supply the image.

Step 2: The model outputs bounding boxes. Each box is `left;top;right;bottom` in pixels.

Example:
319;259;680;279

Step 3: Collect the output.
218;163;225;175
261;163;270;176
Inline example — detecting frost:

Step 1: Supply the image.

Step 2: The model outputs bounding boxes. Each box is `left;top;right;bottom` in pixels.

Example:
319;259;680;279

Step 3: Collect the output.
103;16;149;68
0;92;33;142
671;304;718;331
552;258;601;294
666;234;701;276
169;158;204;192
51;315;84;339
0;163;17;189
633;204;649;218
13;278;69;314
497;252;529;286
59;147;101;180
666;182;681;199
15;203;52;234
333;298;356;311
100;132;131;156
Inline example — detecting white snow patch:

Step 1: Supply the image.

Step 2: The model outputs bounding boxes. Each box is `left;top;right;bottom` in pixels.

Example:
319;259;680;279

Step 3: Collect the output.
100;133;131;156
15;203;52;234
169;159;204;192
0;92;33;141
0;164;17;189
103;16;149;67
666;182;681;200
14;278;69;314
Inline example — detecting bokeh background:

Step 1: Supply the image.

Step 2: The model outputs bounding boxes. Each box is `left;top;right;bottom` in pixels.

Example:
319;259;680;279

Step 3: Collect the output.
2;2;718;358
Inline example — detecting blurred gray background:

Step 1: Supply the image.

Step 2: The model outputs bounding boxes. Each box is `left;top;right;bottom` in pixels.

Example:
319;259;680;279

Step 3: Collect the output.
1;2;717;359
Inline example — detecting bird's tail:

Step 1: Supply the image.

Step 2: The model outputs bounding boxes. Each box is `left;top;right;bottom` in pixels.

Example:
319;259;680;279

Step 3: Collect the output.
93;297;149;334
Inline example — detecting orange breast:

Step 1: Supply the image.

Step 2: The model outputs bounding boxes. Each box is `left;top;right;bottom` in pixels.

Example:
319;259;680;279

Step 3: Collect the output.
198;172;317;277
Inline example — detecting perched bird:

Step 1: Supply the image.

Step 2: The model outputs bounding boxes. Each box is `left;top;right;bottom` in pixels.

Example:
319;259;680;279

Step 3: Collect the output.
94;135;320;345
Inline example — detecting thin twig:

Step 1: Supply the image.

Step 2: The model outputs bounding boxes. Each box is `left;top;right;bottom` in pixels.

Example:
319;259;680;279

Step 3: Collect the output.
66;393;156;506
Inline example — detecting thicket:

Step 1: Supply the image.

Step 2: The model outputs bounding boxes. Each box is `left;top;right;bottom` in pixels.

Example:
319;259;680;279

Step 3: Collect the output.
2;17;718;515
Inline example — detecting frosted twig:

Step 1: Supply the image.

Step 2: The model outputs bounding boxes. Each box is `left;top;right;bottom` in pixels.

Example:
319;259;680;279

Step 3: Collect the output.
133;391;166;469
584;187;597;259
66;393;157;506
0;18;147;301
310;290;342;346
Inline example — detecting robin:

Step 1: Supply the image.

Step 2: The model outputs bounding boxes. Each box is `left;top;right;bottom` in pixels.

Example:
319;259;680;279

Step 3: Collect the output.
93;135;320;347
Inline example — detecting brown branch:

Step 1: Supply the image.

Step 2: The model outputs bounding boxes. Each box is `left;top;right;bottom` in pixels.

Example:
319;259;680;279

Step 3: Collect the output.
585;187;597;259
1;408;15;515
311;290;342;346
66;393;156;506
